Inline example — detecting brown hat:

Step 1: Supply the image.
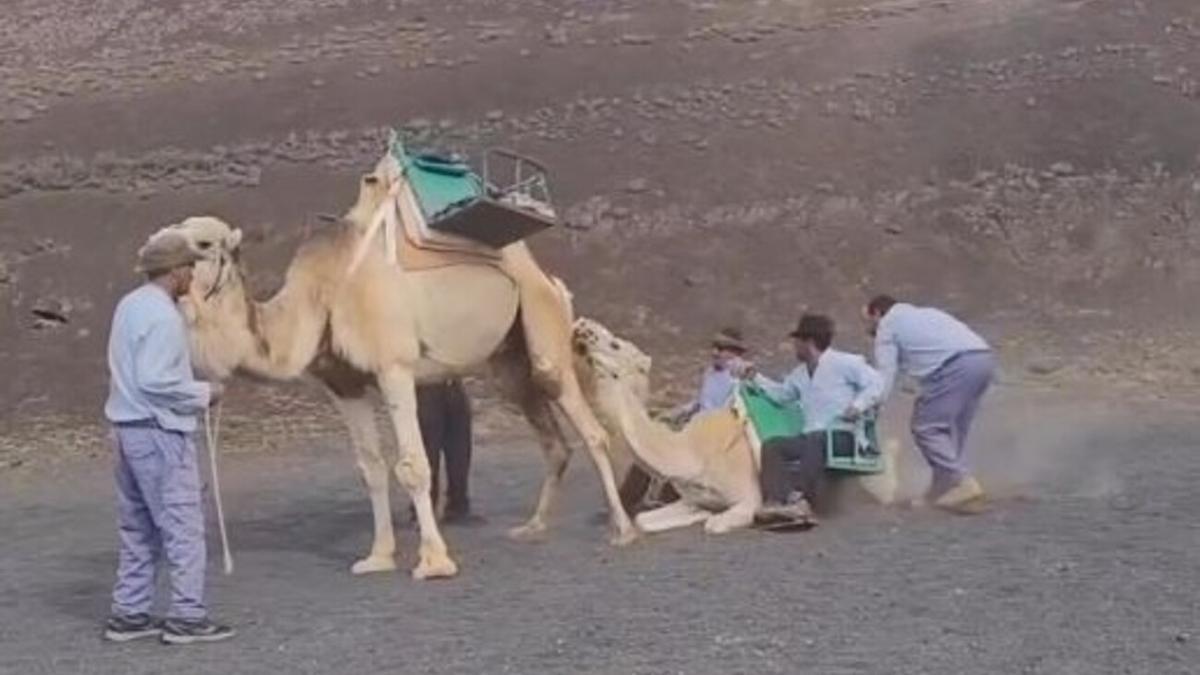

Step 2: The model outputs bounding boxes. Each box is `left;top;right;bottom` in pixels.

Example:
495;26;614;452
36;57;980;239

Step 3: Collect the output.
711;327;747;353
135;231;204;274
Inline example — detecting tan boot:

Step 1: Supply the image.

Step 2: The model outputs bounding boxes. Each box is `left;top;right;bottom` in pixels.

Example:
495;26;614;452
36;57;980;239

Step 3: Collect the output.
933;475;988;514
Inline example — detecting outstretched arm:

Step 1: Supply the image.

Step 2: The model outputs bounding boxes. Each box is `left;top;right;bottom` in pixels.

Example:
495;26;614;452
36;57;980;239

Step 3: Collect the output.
752;371;801;406
847;356;884;414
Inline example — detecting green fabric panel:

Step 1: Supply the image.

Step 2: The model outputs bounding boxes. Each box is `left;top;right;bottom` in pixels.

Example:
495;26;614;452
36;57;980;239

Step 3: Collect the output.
391;140;482;221
738;384;805;441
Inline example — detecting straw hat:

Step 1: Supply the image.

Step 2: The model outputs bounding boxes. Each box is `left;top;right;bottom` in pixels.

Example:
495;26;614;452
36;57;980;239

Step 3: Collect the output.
135;232;205;274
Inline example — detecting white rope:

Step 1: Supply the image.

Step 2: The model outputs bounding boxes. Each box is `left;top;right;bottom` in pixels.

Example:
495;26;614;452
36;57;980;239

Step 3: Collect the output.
204;401;234;575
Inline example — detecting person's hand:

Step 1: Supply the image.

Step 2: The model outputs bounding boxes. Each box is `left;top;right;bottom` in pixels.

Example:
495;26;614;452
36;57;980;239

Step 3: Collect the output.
734;362;757;380
841;404;861;422
208;381;226;406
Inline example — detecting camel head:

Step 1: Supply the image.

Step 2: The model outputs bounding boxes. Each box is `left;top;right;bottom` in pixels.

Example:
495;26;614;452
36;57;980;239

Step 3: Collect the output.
572;317;652;403
151;216;254;379
344;155;402;231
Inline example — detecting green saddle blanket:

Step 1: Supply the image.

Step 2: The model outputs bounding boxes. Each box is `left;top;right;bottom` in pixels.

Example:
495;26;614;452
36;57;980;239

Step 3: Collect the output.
736;384;805;443
390;140;484;222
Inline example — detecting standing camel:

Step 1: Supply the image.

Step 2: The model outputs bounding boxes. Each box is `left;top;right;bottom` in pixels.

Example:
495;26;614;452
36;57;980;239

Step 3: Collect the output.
161;161;635;580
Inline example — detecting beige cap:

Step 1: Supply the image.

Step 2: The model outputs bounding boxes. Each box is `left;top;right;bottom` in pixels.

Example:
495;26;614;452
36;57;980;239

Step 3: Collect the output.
135;231;204;274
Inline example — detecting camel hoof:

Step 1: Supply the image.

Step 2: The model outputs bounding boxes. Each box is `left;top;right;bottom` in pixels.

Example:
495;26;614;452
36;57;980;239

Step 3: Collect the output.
412;554;459;580
351;555;397;575
608;526;639;547
507;521;547;542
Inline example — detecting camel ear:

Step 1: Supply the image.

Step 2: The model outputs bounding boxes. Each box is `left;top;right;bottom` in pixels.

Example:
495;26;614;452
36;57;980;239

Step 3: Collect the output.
229;228;244;250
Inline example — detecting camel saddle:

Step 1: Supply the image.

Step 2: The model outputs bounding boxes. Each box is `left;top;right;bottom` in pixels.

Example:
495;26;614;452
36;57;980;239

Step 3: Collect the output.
390;135;558;249
393;176;503;271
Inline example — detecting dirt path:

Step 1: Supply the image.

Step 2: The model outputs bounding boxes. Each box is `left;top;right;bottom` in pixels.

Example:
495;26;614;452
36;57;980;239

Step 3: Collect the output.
1;389;1197;674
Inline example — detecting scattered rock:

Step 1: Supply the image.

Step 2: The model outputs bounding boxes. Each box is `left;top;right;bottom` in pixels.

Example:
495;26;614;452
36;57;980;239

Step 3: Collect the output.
545;25;569;46
619;34;656;46
625;178;650;194
486;109;505;122
1049;161;1075;176
1027;358;1064;375
31;298;71;328
366;65;382;76
310;78;325;88
1153;75;1174;85
1174;632;1191;644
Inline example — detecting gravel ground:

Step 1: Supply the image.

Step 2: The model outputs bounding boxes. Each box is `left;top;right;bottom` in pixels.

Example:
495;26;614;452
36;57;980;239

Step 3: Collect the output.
3;0;1200;671
1;390;1197;674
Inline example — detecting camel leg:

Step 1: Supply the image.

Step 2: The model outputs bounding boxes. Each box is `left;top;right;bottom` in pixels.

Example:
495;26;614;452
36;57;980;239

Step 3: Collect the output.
703;501;758;535
509;397;572;541
377;367;458;580
634;500;710;533
554;375;639;546
327;392;398;574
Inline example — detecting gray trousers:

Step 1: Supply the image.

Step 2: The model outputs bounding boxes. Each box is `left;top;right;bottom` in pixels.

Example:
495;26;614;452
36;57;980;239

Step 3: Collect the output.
912;350;996;494
111;424;207;620
759;430;854;514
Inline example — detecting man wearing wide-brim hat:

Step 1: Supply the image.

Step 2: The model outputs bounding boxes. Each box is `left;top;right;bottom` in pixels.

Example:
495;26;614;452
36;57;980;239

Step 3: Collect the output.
102;231;234;644
737;314;884;529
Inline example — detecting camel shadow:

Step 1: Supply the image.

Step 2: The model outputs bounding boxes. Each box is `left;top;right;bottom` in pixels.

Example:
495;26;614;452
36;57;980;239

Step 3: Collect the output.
223;494;374;563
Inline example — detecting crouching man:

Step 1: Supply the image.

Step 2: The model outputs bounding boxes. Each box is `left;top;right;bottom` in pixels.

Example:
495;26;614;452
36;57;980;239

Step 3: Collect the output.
102;232;234;644
738;314;883;529
863;294;995;513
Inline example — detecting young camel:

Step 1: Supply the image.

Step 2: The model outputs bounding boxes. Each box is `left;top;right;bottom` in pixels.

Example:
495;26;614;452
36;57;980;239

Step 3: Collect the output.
163;166;635;580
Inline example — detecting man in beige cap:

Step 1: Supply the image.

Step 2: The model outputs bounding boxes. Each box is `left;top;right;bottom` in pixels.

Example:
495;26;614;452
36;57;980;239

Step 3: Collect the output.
102;231;234;644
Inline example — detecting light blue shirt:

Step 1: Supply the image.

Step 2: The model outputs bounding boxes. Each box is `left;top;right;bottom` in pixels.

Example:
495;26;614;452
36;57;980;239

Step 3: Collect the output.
874;302;990;399
753;349;883;433
104;283;211;433
694;362;741;413
680;358;745;418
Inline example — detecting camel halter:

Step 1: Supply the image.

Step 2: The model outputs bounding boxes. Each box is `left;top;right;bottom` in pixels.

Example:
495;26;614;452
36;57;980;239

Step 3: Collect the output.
203;253;228;301
205;401;235;575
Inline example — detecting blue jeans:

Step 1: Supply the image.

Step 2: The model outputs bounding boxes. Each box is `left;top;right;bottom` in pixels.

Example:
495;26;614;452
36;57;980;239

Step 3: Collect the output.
110;424;207;620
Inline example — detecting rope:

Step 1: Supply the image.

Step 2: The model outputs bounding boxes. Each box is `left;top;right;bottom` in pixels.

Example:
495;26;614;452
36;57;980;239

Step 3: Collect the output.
204;401;234;575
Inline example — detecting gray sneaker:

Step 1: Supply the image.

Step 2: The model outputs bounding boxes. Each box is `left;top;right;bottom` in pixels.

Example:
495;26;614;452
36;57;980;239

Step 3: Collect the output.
103;613;162;642
161;618;236;645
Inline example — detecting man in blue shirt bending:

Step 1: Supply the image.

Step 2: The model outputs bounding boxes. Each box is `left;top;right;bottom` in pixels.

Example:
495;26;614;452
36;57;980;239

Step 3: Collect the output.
103;231;233;644
864;294;995;513
741;314;883;527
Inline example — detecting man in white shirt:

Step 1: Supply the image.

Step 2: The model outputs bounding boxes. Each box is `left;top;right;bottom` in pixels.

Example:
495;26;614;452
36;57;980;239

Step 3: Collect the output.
740;314;884;527
864;294;995;513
